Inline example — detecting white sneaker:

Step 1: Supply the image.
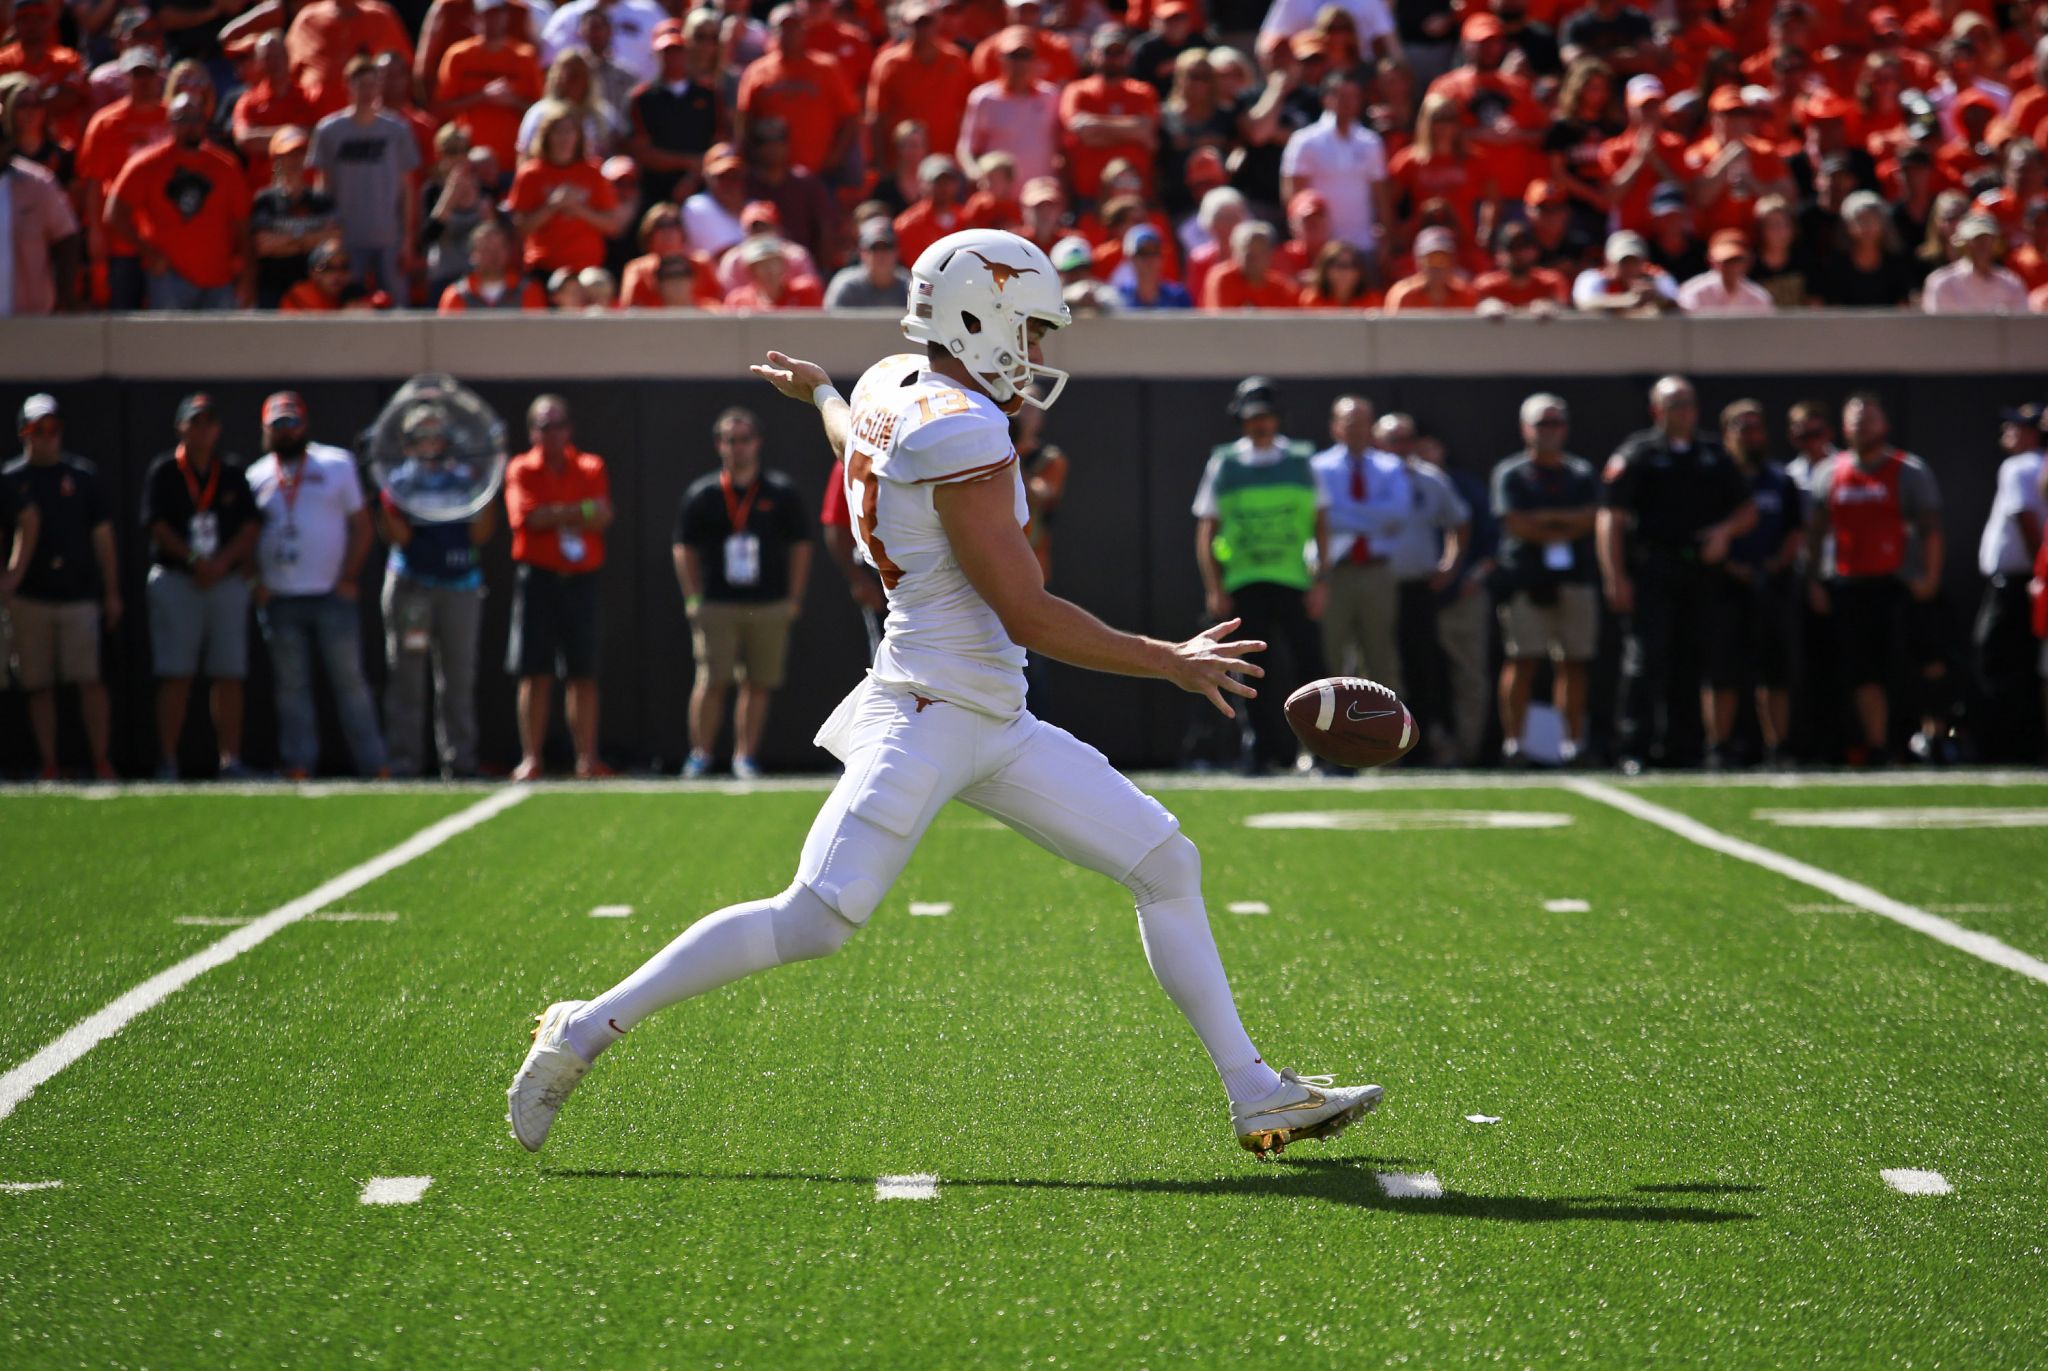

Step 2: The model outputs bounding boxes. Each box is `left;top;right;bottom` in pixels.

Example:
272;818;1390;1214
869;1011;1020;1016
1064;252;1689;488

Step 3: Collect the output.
507;1000;595;1153
1230;1068;1383;1159
732;755;761;780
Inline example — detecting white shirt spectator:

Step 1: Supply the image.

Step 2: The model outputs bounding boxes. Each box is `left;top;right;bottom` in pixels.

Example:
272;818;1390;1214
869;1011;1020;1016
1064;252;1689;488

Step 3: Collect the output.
1677;269;1776;313
247;443;364;597
1311;444;1411;564
1921;260;2030;313
1258;0;1396;51
1280;113;1388;252
958;81;1062;185
1978;445;2045;575
1571;265;1679;309
1386;460;1471;580
540;0;668;86
682;192;746;258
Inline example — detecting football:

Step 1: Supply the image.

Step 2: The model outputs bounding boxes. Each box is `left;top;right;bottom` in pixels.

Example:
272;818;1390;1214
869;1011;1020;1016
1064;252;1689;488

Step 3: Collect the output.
1284;677;1418;769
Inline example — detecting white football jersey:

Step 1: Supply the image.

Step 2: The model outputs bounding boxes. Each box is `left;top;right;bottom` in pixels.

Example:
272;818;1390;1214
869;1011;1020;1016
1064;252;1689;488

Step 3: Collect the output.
842;354;1029;718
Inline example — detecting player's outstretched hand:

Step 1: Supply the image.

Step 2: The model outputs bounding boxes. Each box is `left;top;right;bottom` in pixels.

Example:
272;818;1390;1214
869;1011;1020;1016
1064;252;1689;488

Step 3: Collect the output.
1169;618;1266;718
750;350;833;404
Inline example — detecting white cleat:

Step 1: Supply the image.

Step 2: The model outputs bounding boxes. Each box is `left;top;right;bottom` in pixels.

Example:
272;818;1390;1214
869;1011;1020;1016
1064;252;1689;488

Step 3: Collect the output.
1231;1069;1383;1159
507;1000;595;1153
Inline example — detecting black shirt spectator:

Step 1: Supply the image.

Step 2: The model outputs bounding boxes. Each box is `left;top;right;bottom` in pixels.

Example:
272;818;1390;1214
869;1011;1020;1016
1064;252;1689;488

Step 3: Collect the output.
140;444;258;573
1495;450;1601;588
1813;248;1917;307
1602;430;1751;564
629;77;719;208
0;452;111;601
250;183;339;308
674;467;811;602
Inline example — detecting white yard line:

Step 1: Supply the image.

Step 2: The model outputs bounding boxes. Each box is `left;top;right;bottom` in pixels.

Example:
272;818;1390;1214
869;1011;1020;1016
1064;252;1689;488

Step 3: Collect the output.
1881;1168;1952;1196
589;905;634;919
1375;1171;1444;1199
908;902;953;917
359;1176;434;1205
1226;901;1271;915
0;1180;63;1193
0;789;529;1129
1543;898;1591;913
874;1173;939;1200
1570;780;2048;989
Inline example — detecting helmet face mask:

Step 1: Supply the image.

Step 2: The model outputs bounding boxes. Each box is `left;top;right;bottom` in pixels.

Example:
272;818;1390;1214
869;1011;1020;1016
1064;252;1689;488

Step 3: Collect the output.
902;229;1071;409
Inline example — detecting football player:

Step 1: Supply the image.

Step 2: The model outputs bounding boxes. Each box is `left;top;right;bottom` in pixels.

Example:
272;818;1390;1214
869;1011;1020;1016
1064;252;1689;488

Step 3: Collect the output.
509;229;1381;1159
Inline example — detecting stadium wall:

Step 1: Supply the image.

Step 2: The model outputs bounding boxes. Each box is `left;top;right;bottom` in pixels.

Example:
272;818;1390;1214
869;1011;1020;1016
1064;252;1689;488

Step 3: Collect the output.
3;314;2045;775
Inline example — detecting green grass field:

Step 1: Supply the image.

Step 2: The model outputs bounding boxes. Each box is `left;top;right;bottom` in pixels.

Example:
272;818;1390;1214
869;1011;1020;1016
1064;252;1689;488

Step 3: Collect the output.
2;775;2045;1367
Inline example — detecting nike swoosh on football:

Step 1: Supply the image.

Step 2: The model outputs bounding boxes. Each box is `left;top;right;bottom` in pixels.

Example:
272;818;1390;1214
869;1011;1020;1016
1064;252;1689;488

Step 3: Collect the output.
1345;704;1398;723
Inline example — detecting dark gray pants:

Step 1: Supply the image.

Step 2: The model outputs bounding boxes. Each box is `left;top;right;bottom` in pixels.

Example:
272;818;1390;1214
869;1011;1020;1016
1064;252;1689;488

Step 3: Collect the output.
382;570;483;777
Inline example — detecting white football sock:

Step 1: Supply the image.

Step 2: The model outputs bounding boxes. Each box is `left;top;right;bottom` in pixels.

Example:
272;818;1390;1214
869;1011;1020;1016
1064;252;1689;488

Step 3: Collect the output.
1125;835;1281;1102
565;882;855;1062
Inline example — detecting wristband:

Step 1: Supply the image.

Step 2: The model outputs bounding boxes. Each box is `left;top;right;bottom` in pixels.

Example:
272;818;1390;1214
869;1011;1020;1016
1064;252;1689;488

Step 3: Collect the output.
813;384;844;413
581;498;597;520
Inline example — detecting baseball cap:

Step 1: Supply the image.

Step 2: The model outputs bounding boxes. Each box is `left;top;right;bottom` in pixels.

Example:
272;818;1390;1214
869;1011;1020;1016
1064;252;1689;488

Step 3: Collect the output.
1953;213;2001;244
601;154;639;183
1185;146;1227;191
1709;84;1745;114
1415;226;1458;259
1998;401;2046;426
1840;189;1887;220
703;143;742;175
1649;183;1689;217
653;17;686;49
1625;74;1665;108
269;125;309;156
1287;188;1330;220
1605;230;1650;264
998;23;1037;55
1156;0;1196;19
741;199;781;228
1020;175;1064;206
740;235;786;267
1802;90;1854;123
1954;88;1999;120
1740;84;1775;109
1461;12;1504;42
262;391;307;426
917;152;962;183
1707;229;1750;262
18;394;59;429
1048;236;1094;272
120;46;162;73
174;393;218;426
1868;5;1901;34
1229;376;1279;420
858;218;897;249
1123;223;1162;254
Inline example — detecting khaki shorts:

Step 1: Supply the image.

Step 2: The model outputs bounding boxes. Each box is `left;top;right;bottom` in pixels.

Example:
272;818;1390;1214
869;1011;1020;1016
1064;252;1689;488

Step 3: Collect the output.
691;599;794;689
9;596;101;690
1498;584;1599;663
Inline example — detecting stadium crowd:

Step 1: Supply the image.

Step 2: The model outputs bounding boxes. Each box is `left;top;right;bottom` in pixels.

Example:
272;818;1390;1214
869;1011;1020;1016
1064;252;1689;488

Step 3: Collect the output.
4;376;2047;779
7;0;2048;314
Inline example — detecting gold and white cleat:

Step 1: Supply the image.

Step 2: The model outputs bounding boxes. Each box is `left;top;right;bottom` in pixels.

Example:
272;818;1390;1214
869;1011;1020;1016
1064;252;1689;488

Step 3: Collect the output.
506;1000;594;1153
1231;1069;1383;1159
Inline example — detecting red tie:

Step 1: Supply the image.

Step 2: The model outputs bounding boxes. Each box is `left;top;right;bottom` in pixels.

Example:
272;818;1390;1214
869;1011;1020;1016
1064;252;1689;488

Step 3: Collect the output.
1348;452;1372;564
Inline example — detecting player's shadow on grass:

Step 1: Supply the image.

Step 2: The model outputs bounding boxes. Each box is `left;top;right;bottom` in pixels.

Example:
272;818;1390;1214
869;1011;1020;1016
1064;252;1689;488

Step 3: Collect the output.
546;1160;1758;1224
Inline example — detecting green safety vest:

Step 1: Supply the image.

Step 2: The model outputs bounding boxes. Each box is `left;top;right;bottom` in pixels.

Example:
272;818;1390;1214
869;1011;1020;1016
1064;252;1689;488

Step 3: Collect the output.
1206;441;1319;593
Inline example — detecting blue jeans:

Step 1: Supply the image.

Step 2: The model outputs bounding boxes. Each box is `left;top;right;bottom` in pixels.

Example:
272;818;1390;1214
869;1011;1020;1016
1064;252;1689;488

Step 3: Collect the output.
147;269;237;311
259;593;386;775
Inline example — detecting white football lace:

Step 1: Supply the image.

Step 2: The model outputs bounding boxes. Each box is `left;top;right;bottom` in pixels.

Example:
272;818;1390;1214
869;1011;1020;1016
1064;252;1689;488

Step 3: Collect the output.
1280;1070;1337;1090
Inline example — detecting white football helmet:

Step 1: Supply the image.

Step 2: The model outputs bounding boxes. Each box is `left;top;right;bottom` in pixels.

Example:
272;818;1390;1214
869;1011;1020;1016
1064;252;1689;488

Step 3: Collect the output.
901;229;1072;409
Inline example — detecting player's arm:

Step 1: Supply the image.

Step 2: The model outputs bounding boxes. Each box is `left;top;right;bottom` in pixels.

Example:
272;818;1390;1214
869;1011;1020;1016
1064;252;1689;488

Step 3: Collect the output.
936;474;1264;716
751;351;852;462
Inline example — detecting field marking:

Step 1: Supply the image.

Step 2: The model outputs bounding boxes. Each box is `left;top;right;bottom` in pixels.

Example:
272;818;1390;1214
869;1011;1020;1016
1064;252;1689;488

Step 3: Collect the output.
0;1180;63;1193
590;905;634;919
1244;809;1574;831
875;1173;939;1201
1754;806;2048;830
1375;1171;1444;1199
1464;1114;1502;1125
908;901;953;917
1787;902;1861;914
309;911;400;923
1227;901;1272;915
173;916;255;927
1881;1169;1952;1196
0;789;529;1130
1543;898;1591;913
1570;780;2048;989
360;1176;434;1206
12;768;2044;799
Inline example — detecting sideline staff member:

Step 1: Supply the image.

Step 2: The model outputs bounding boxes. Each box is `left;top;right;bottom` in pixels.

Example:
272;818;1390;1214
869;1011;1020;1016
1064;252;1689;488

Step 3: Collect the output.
673;406;812;780
505;394;613;781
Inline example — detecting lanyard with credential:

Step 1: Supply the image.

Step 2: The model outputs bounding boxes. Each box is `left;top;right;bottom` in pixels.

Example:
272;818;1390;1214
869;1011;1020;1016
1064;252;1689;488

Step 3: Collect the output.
274;455;307;531
176;443;220;513
720;471;761;533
